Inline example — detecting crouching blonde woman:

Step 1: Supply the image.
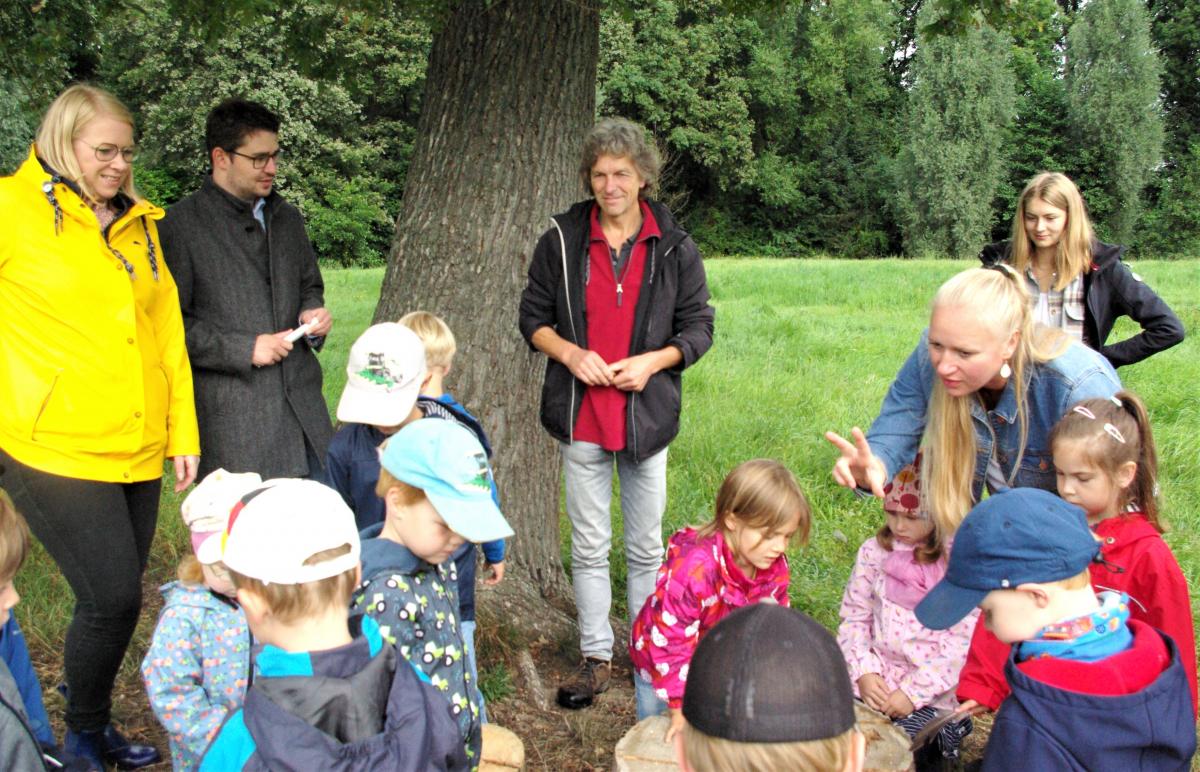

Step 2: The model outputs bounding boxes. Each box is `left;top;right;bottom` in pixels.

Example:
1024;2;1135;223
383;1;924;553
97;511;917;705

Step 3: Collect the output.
826;265;1120;536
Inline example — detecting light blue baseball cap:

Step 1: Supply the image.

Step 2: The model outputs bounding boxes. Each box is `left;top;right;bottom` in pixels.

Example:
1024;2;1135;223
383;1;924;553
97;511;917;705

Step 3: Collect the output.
380;418;514;543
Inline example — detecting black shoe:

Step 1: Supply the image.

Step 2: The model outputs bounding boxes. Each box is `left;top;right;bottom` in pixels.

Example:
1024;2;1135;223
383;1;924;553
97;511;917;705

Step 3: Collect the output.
556;657;612;709
66;726;161;770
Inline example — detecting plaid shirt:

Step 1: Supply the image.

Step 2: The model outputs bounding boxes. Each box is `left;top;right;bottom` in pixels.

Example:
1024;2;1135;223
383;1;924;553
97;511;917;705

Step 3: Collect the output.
1024;268;1084;341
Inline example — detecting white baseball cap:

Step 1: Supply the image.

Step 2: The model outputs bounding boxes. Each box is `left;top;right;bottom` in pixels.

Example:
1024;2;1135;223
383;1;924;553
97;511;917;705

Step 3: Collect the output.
220;479;361;585
336;323;426;426
180;469;263;565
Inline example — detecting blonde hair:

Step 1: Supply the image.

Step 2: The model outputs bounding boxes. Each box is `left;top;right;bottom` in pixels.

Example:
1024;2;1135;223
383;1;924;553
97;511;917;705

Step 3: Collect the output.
1050;391;1162;531
922;267;1069;534
35;84;140;205
177;554;205;585
398;311;457;370
229;545;358;624
0;489;30;583
698;459;811;548
1010;172;1094;291
681;724;857;772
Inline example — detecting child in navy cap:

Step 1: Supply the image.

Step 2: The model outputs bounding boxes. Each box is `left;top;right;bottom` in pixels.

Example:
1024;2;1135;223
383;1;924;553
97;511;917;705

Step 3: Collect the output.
916;487;1195;771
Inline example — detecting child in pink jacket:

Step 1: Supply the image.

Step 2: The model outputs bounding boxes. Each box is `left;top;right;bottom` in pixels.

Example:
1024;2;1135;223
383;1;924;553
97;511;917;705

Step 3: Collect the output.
629;459;811;740
837;461;976;766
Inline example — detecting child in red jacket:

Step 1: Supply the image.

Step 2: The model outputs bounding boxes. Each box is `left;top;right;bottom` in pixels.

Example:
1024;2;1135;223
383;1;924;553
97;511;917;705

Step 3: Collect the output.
957;391;1197;717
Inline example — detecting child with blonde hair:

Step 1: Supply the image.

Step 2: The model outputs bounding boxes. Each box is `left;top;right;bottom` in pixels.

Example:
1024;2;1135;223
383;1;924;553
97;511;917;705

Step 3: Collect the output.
675;604;864;772
837;461;975;766
629;459;810;739
399;311;507;721
142;470;259;770
201;478;466;770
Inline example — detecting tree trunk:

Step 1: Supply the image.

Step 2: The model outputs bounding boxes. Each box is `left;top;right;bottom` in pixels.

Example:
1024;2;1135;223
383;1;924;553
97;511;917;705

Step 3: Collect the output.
374;0;600;606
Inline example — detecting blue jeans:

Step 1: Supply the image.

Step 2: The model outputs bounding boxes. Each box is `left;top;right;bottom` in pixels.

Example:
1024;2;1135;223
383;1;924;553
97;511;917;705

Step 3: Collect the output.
562;441;668;661
634;673;668;720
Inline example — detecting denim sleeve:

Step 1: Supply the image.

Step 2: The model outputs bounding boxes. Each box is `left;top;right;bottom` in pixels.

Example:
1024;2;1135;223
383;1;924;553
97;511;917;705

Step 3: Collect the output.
866;333;933;483
1065;362;1122;405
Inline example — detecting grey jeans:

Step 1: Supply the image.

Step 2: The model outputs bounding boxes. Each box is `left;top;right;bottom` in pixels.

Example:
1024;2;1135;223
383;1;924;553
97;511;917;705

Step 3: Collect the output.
562;441;668;661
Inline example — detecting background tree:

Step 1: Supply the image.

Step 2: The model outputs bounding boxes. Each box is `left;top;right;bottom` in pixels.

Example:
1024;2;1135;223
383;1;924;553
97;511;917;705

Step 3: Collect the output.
371;0;599;609
893;11;1015;257
1065;0;1163;244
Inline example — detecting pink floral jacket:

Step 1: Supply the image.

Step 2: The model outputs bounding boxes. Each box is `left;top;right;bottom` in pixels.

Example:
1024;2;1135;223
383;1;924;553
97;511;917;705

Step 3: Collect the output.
837;537;976;711
628;527;789;708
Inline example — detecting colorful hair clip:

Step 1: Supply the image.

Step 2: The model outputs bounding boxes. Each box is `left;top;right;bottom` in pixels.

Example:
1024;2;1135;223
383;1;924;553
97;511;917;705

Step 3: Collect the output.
1072;405;1096;420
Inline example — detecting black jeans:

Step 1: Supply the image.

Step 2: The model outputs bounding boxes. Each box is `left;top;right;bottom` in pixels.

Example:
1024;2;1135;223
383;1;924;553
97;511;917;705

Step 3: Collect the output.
0;447;159;732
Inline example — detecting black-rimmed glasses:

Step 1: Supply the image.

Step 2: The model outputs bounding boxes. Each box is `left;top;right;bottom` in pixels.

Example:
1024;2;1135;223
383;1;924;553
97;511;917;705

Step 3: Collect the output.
227;149;282;169
82;142;137;163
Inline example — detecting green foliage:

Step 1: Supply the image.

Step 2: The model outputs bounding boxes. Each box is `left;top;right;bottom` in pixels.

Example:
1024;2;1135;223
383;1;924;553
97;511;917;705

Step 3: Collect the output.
306;175;395;267
0;78;35;176
600;0;759;193
894;11;1016;258
4;0;1198;258
1065;0;1163;244
93;0;426;263
1136;142;1200;258
1150;0;1200;161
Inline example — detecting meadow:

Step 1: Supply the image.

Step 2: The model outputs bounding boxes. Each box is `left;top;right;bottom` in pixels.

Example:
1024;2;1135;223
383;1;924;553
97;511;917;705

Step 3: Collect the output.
15;258;1200;746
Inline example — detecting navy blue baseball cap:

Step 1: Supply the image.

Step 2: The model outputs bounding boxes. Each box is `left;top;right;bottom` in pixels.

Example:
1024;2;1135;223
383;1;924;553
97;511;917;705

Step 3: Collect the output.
915;488;1099;630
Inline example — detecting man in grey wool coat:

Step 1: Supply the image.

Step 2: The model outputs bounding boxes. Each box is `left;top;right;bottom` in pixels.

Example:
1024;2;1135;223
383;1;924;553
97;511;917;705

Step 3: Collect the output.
159;98;333;480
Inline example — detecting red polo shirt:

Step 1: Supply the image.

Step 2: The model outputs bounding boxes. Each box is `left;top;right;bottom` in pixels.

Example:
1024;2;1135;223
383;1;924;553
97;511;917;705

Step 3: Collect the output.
573;201;660;451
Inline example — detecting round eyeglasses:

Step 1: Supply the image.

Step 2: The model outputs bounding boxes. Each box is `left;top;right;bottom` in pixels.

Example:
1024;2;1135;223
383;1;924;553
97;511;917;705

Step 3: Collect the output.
81;142;137;163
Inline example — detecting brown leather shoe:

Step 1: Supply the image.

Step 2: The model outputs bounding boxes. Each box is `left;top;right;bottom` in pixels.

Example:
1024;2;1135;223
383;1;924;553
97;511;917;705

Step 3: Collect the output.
556;657;612;709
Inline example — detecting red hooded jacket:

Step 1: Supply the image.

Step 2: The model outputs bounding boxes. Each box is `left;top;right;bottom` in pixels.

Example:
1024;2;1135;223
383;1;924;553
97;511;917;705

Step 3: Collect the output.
957;512;1197;717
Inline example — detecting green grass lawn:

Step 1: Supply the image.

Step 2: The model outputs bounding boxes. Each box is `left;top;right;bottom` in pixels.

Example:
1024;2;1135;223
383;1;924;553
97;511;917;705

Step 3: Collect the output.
15;258;1200;708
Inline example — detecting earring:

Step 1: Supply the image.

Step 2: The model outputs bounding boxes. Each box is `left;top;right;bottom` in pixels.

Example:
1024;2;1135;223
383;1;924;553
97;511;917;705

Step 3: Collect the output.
999;361;1012;379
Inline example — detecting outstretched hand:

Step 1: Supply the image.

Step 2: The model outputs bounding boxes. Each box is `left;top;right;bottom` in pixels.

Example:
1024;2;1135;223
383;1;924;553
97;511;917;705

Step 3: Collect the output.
825;427;887;497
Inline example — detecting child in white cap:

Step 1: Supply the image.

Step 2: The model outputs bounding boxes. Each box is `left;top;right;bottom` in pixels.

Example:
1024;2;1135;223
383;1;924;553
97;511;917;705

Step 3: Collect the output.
142;469;260;770
200;478;466;771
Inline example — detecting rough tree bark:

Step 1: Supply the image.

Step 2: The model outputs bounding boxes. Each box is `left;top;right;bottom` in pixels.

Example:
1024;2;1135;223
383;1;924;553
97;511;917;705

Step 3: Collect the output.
373;0;600;623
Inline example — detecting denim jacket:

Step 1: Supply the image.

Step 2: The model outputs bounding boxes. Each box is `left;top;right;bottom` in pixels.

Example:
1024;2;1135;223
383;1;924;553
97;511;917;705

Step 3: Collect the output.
867;330;1120;501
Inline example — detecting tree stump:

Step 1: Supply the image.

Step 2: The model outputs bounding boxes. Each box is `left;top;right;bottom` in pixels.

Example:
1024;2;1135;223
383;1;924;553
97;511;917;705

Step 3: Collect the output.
611;705;913;772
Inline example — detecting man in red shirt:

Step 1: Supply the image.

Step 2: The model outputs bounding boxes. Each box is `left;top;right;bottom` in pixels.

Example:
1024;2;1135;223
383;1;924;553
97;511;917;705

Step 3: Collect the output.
519;118;714;709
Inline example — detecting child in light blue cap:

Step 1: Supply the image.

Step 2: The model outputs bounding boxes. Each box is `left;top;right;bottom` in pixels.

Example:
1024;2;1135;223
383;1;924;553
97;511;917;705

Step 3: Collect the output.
352;419;514;770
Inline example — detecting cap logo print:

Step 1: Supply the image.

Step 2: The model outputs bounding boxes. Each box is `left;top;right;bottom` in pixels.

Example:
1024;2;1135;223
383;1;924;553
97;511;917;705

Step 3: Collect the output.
356;352;403;390
457;450;492;494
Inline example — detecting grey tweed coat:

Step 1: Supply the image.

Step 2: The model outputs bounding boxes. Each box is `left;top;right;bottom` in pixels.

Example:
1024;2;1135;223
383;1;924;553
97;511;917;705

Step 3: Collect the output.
159;178;333;479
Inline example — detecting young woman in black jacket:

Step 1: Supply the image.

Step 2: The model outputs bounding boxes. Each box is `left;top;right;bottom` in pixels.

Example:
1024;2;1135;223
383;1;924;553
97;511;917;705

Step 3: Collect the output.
979;172;1183;368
